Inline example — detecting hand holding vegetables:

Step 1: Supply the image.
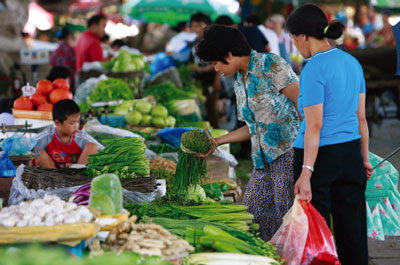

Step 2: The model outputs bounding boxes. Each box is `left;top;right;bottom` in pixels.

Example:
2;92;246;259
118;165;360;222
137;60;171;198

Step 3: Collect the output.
174;129;217;195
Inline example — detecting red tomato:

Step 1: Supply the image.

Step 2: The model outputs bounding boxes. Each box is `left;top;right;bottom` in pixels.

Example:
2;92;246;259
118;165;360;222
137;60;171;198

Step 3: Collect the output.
49;89;73;104
53;78;70;90
30;93;47;106
13;96;34;110
37;103;54;112
36;80;53;95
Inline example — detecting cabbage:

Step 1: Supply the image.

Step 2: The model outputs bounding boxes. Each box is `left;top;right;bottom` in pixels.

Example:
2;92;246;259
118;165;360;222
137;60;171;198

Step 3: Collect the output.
165;116;176;127
134;100;152;114
125;110;142;125
109;50;146;73
151;117;166;127
141;114;152;126
151;105;168;118
185;184;206;202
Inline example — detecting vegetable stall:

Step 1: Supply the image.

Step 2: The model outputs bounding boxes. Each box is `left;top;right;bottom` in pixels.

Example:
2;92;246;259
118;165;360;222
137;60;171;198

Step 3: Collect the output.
0;54;283;265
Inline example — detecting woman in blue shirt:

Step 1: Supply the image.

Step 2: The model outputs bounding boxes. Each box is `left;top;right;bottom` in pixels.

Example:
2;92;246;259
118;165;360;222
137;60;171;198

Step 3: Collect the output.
195;25;301;241
286;4;374;265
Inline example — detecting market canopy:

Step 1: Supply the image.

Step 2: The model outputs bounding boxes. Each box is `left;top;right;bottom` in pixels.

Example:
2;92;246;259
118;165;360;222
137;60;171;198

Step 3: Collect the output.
372;0;400;8
120;0;241;26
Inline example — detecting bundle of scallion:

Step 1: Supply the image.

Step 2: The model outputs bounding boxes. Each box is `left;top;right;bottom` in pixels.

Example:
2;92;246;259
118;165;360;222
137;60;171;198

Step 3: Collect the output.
174;129;217;194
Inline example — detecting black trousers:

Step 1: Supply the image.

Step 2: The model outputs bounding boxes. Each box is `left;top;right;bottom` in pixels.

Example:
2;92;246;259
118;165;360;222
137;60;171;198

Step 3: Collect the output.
293;139;368;265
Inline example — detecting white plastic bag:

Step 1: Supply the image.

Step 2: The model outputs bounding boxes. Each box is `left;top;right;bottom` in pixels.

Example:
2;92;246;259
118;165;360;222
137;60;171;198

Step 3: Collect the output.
271;196;309;265
83;120;144;140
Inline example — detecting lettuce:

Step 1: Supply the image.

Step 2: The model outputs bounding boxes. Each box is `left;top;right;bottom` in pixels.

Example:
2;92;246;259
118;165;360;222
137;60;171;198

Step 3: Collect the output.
151;105;168;118
125;110;143;125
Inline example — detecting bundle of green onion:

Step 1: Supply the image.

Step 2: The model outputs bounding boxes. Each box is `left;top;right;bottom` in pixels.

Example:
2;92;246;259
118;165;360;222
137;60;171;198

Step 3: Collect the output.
173;129;215;194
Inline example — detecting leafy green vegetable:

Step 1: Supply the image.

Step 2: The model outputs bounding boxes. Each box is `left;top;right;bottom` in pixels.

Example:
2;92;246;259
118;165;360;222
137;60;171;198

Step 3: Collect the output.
165;116;176;127
185;184;207;202
125;110;143;125
103;50;146;73
89;78;133;102
148;143;178;154
151;105;168;118
174;129;212;195
133;100;152;114
144;82;196;104
87;137;150;178
151;116;166;127
141;114;152;125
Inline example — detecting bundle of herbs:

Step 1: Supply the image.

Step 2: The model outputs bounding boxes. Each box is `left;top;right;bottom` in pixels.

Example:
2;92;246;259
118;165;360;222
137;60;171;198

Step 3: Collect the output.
173;129;216;195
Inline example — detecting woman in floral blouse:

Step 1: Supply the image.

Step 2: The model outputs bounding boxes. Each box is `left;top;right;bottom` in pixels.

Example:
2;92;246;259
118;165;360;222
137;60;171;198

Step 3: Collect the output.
196;24;301;241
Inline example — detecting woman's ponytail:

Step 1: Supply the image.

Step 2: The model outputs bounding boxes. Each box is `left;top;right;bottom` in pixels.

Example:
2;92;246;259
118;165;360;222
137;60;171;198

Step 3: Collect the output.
324;20;345;40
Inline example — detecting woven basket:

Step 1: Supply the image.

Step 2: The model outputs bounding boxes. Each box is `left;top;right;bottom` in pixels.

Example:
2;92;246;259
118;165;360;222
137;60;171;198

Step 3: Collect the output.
21;167;157;193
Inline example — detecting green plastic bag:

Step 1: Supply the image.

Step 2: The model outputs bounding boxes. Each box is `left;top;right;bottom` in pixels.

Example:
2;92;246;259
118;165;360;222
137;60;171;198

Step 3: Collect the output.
371;203;385;240
365;152;400;239
89;174;123;215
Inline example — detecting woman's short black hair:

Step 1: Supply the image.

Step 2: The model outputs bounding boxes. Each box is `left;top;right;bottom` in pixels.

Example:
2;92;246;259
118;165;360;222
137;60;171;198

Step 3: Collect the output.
195;24;251;64
190;12;212;25
56;27;71;40
286;4;345;40
111;39;125;48
53;99;80;123
215;15;234;26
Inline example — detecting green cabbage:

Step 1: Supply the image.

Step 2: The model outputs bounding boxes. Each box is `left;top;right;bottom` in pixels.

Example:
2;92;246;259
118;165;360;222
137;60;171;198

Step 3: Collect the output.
151;105;168;118
125;110;143;125
141;114;152;126
151;116;166;127
185;184;206;202
108;50;146;73
134;100;152;114
165;116;176;127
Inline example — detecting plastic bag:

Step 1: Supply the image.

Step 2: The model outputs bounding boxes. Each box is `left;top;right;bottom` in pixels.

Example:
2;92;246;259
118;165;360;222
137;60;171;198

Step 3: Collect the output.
1;133;37;156
9;165;160;206
83;120;143;140
157;127;192;148
74;75;108;104
271;196;309;265
0;138;16;177
300;201;341;265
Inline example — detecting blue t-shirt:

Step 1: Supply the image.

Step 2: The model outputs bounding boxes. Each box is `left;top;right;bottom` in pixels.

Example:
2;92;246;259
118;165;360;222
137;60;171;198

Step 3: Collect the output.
294;48;366;149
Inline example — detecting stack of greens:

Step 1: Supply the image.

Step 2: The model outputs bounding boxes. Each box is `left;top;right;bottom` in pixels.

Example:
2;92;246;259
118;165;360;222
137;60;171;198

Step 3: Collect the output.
86;137;150;178
144;82;196;104
89;78;133;103
174;129;213;195
125;203;255;232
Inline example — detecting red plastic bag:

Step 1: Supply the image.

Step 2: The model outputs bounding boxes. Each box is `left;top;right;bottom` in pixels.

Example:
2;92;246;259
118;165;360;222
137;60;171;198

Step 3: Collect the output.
271;196;309;265
300;202;341;265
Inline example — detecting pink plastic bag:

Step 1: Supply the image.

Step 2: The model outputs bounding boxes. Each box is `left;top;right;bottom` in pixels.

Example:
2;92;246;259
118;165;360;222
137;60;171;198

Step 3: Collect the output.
300;201;340;265
271;196;309;265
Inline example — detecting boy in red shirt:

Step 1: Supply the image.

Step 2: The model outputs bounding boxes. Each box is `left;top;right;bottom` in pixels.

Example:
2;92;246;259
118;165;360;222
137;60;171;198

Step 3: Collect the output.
34;99;103;168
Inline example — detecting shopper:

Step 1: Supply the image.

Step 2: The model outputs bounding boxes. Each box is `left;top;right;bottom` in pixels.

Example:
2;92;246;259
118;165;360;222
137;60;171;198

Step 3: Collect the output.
286;4;373;265
50;27;76;81
196;24;301;241
190;12;220;128
34;99;103;168
75;14;107;72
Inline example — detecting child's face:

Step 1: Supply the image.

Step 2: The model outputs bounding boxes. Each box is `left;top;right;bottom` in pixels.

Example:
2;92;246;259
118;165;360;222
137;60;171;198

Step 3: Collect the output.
55;113;80;137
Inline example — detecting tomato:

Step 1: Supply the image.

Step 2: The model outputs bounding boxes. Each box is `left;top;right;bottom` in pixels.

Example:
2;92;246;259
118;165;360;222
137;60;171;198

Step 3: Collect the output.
53;78;70;90
49;89;73;104
13;96;34;110
30;93;47;106
37;103;54;112
36;80;53;95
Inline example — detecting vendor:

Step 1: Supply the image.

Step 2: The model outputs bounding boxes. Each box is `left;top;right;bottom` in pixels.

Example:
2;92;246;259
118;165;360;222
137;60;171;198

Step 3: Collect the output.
33;99;103;168
196;25;301;241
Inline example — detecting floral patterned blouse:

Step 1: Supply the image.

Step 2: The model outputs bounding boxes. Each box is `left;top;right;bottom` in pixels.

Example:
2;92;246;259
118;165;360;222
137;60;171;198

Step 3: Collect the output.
234;50;300;169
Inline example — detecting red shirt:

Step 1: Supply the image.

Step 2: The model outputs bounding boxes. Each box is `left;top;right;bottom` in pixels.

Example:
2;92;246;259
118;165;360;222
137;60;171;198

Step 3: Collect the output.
75;31;104;72
46;130;83;168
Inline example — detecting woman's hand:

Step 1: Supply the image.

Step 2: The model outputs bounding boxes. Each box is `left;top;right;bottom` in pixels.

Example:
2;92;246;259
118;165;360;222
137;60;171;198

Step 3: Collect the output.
196;142;218;159
364;160;374;180
294;170;312;202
